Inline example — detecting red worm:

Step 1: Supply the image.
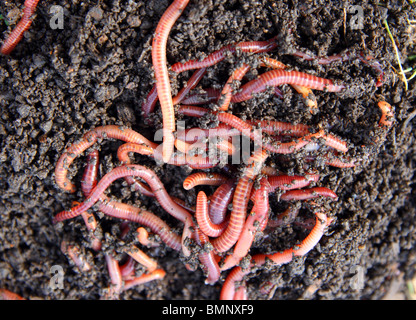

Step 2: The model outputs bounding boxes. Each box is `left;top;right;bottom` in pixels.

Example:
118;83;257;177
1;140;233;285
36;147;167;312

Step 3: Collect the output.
176;124;240;144
152;0;190;163
123;269;166;291
378;101;394;127
171;37;278;73
268;174;320;192
212;148;268;252
55;131;98;193
246;119;310;137
267;205;300;228
183;172;229;190
98;195;181;251
195;191;228;237
177;105;209;118
280;187;337;201
231;70;345;103
218;63;251;111
0;289;26;300
93;125;158;149
221;177;270;271
194;226;221;285
0;0;40;55
124;244;158;273
209;180;236;224
136;227;160;247
141;85;159;122
104;254;123;299
119;257;136;279
172;67;207;105
220;212;330;299
61;240;92;272
181;88;221;105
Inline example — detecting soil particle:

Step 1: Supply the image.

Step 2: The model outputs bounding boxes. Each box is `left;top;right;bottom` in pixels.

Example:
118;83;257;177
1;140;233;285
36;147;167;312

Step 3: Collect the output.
0;0;415;300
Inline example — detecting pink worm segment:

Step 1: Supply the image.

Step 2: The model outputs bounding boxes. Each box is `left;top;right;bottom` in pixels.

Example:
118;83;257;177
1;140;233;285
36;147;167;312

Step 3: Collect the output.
209;180;236;224
152;0;190;163
196;191;228;237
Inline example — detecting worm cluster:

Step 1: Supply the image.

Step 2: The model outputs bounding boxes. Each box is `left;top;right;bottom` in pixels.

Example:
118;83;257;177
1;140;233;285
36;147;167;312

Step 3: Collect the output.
0;0;395;300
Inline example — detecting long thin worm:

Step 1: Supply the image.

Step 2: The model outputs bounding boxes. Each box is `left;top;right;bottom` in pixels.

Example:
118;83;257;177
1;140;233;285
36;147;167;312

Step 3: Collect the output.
280;187;338;201
123;269;166;291
124;244;158;273
0;0;40;55
0;289;26;300
212;148;268;252
231;70;344;103
218;63;251;111
152;0;190;163
195;191;228;237
209;180;235;224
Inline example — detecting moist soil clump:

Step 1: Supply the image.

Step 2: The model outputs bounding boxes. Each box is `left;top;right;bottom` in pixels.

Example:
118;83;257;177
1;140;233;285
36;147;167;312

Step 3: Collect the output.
0;0;415;300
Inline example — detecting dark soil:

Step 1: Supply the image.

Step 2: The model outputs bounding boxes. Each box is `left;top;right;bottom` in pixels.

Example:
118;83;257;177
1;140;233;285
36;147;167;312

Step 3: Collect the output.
0;0;415;300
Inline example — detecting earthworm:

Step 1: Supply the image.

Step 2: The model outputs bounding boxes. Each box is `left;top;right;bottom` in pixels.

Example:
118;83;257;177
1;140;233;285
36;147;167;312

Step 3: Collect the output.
54;131;98;193
212;148;268;252
220;212;330;299
221;177;270;271
116;142;155;197
0;0;40;55
268;174;320;192
55;125;157;193
124;244;158;273
209;180;236;224
98;195;181;251
136;227;160;247
183;172;229;190
176;123;240;143
267;205;300;228
231;70;345;103
218;63;251;111
119;257;136;279
171;37;278;73
152;0;190;163
172;68;207;105
79;151;102;251
170;196;196;213
105;254;123;298
0;289;26;300
61;241;92;272
194;226;221;285
177;105;209;118
246;119;310;137
280;187;337;201
260;57;318;112
123;269;166;291
195;191;228;237
181;88;221;105
141;85;159;122
378;101;394;127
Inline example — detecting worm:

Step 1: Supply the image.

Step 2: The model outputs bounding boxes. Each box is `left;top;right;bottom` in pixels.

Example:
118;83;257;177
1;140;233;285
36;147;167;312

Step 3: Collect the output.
55;131;98;193
260;57;318;112
221;177;270;271
231;70;345;103
136;227;160;247
181;88;221;105
246;119;310;137
280;187;338;201
152;0;190;163
220;212;330;299
61;240;92;272
378;101;394;127
212;148;268;252
218;63;251;111
268;174;320;192
209;180;236;224
104;254;123;299
172;67;207;105
177;105;209;118
194;226;221;285
123;269;166;291
171;37;278;73
0;0;40;55
195;191;228;237
141;85;159;123
124;244;158;273
55;125;157;193
119;257;136;279
97;195;181;251
0;289;26;300
183;172;229;190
